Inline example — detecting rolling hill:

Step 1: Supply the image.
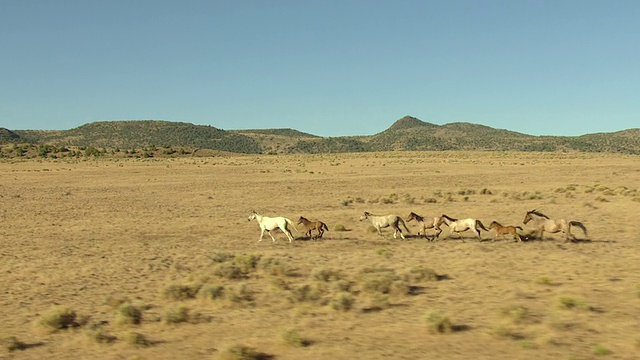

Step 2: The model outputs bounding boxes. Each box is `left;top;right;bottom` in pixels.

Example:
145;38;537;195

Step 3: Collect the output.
2;117;639;155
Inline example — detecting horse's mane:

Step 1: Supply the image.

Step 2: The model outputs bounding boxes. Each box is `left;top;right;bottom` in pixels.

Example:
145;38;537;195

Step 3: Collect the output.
440;214;457;221
527;209;549;219
408;212;424;221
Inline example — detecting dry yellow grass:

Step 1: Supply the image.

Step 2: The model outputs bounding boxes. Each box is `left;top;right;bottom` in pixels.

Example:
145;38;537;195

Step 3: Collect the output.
1;151;640;359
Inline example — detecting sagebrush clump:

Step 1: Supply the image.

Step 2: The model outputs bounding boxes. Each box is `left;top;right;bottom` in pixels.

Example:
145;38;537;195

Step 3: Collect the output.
37;306;78;331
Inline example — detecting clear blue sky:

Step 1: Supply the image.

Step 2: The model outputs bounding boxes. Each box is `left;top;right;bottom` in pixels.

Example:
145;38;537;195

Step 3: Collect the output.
1;1;638;137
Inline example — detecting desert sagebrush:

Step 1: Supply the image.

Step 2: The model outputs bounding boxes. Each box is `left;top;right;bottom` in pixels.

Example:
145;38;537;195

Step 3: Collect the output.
37;306;78;331
116;302;143;325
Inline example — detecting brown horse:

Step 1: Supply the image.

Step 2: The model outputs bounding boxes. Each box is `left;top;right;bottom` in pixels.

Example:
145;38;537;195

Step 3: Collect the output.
297;216;329;239
405;212;443;240
488;221;523;242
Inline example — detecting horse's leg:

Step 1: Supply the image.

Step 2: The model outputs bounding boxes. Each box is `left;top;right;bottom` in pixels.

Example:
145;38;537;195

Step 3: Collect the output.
284;229;294;242
268;230;277;242
259;228;265;242
434;227;442;241
564;229;575;243
280;225;294;243
392;223;404;239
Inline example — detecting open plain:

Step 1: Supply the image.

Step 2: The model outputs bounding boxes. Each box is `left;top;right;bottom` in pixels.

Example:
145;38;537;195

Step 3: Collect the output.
1;151;640;359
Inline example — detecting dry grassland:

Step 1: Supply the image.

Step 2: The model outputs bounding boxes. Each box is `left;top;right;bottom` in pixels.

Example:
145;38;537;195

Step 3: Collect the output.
1;151;640;360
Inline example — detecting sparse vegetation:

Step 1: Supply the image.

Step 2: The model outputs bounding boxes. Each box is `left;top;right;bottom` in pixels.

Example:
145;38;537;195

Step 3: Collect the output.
3;151;640;359
116;302;143;325
557;296;592;311
404;266;439;282
218;345;269;360
0;335;28;351
163;284;202;300
330;292;355;311
198;284;225;300
37;306;78;331
424;311;454;334
123;332;151;347
85;327;117;344
333;224;347;231
312;267;343;282
592;344;612;356
281;329;310;347
535;276;555;285
164;306;190;324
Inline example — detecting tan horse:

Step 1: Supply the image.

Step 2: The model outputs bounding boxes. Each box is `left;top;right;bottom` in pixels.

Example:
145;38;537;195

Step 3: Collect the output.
488;221;523;242
359;212;410;239
405;212;443;240
438;214;488;240
297;216;329;240
523;209;588;242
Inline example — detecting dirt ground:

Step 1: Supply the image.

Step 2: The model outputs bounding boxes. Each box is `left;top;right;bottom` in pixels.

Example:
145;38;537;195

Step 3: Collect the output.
1;151;640;359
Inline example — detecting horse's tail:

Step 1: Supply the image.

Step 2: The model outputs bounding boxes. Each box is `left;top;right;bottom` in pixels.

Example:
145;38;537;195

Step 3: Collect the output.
322;222;329;232
476;220;489;232
399;218;411;234
286;218;299;233
569;221;588;237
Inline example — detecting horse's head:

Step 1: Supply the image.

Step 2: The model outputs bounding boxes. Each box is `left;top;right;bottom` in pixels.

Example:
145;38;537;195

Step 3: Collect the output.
297;216;306;224
359;212;370;221
248;211;257;221
406;212;416;222
524;209;547;224
489;221;499;229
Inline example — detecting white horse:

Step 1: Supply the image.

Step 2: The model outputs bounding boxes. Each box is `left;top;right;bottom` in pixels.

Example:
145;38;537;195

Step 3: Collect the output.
523;209;588;242
247;210;297;243
438;214;488;240
359;211;410;239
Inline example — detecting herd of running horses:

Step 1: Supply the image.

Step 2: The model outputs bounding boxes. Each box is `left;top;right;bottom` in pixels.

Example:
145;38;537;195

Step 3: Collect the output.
247;209;588;243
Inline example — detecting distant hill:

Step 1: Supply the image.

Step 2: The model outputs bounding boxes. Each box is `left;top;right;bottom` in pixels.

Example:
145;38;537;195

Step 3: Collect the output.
11;121;262;154
0;128;21;142
2;117;639;155
232;128;319;138
367;116;535;151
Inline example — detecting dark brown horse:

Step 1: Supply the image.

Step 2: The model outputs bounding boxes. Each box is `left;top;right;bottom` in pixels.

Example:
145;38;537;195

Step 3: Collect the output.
297;216;329;239
488;221;523;242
